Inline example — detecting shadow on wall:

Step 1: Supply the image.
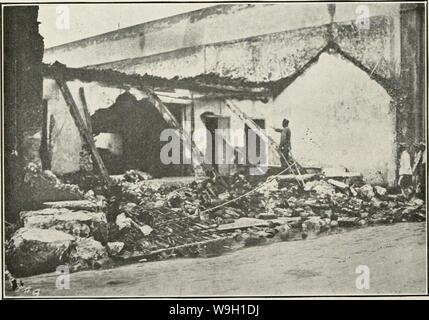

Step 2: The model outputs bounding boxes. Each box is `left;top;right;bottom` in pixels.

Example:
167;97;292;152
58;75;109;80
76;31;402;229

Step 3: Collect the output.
90;91;188;177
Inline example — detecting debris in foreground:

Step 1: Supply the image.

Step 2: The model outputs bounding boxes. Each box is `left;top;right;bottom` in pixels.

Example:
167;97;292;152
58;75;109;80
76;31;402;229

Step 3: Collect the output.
5;169;426;280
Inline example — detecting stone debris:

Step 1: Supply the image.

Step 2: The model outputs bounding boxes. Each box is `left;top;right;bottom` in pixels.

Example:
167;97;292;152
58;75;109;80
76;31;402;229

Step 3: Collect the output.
106;241;125;257
23;162;83;204
43;200;98;211
20;208;108;242
6;228;75;277
69;237;108;271
6;169;426;277
357;184;376;200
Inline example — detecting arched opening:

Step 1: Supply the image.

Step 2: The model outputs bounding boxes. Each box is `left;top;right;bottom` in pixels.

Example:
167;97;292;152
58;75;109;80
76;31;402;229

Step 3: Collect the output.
275;52;395;185
90;91;180;177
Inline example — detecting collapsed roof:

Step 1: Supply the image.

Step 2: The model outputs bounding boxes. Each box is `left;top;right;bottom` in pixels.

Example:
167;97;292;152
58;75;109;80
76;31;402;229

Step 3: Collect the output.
42;40;397;102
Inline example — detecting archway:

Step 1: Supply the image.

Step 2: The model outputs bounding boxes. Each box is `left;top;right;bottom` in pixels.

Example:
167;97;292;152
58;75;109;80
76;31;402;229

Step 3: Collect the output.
275;52;395;185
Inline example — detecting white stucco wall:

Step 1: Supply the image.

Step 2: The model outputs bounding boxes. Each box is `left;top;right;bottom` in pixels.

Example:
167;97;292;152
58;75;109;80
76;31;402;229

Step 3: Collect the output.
43;3;400;69
189;52;396;185
276;53;395;185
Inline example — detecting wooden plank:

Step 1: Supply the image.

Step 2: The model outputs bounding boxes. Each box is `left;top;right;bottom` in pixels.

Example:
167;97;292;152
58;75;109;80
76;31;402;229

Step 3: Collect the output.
224;100;304;184
55;78;110;183
217;217;270;231
78;87;93;134
327;179;349;191
275;173;318;182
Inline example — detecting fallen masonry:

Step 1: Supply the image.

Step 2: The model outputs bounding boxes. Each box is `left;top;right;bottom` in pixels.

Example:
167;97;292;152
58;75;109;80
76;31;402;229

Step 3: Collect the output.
5;167;426;279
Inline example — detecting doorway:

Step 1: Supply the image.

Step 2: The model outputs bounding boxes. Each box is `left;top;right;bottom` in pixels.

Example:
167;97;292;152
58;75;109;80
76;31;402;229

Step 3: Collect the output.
245;119;267;170
202;114;231;176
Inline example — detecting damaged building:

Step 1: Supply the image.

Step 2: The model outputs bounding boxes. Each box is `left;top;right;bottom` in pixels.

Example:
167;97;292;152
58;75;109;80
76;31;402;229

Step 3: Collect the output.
2;3;427;287
41;3;425;187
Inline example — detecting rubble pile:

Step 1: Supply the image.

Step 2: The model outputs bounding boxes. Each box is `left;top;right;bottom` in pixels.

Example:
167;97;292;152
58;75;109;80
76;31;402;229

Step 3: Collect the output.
22;163;83;204
101;171;425;254
6;205;110;276
5;168;426;278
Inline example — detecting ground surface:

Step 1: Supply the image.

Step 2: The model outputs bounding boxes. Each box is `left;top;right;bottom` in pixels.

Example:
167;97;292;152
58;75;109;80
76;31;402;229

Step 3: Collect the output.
12;222;427;297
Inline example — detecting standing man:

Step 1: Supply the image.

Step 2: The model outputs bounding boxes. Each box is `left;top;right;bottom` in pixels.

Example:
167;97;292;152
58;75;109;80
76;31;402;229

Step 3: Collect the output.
412;142;426;199
274;118;292;167
398;143;413;198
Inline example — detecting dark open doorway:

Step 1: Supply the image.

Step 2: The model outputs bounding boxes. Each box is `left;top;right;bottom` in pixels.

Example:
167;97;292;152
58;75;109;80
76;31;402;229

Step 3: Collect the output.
91;92;187;177
201;112;231;175
245;119;267;170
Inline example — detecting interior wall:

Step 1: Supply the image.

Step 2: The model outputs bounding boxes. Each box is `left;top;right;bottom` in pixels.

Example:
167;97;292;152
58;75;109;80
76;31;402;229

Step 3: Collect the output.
43;78;147;175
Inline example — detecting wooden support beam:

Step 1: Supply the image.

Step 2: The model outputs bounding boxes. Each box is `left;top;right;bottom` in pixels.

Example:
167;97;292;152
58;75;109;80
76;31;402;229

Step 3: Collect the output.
79;87;93;134
224;100;304;185
55;78;110;183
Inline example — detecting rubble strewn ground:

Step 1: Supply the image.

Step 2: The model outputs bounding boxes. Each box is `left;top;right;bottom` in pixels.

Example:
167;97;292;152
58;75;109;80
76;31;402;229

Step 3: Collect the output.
11;222;426;296
5;167;426;291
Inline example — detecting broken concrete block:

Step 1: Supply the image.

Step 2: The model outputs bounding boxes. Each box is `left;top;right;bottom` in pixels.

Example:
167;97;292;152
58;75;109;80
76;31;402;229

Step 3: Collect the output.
111;214;150;251
139;225;153;236
302;216;328;233
409;198;424;207
374;186;387;197
106;241;125;257
69;237;107;271
358;184;375;200
304;180;336;197
43;200;97;211
6;228;75;277
115;213;133;231
20;208;108;242
84;190;96;200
